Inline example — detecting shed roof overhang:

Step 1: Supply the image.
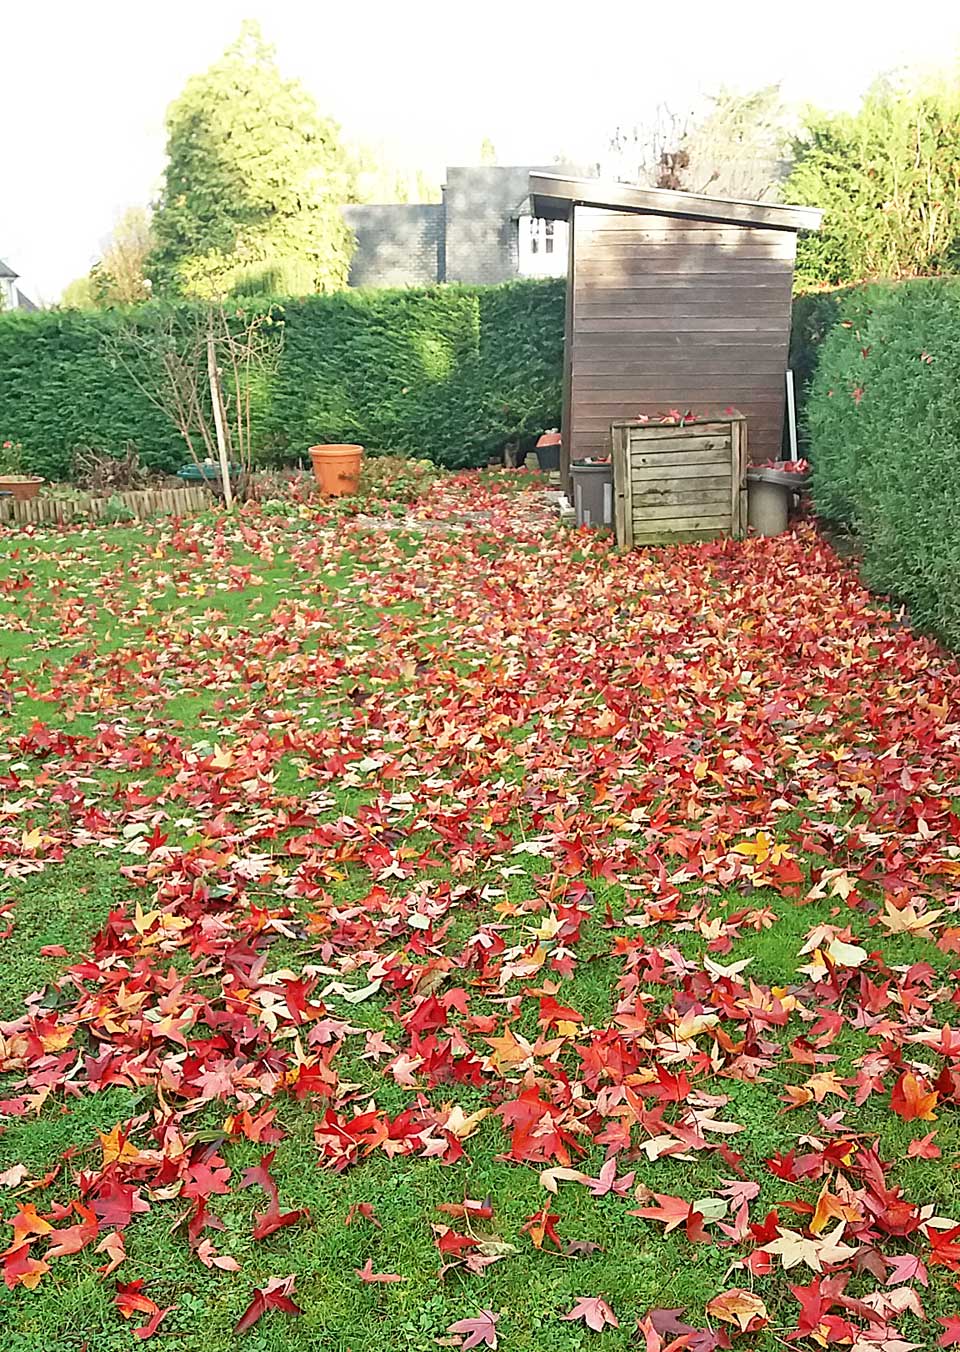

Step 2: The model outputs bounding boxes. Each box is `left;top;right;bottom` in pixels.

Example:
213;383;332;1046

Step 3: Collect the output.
529;174;823;233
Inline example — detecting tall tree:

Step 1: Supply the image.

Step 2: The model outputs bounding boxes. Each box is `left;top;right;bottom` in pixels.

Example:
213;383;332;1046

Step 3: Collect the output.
785;74;960;287
148;21;354;298
605;88;791;198
605;104;693;187
61;208;154;309
92;208;154;305
682;86;791;200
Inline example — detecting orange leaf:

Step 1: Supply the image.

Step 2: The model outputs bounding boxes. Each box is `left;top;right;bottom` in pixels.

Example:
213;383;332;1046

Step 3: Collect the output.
890;1071;938;1122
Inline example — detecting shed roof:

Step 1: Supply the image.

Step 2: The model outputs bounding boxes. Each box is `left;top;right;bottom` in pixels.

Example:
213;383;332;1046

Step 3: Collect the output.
529;174;822;233
0;258;17;279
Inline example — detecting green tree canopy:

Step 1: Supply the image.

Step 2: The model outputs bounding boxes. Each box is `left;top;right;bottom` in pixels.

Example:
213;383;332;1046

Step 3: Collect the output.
785;73;960;287
148;21;354;298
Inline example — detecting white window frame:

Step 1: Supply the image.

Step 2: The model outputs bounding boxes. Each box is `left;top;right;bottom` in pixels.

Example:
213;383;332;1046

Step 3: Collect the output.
518;215;568;277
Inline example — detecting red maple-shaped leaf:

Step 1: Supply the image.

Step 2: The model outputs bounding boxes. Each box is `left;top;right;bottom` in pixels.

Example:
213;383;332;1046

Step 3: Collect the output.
240;1151;306;1241
447;1309;500;1349
355;1258;405;1283
234;1274;303;1335
45;1203;99;1258
3;1244;50;1291
629;1193;696;1234
561;1296;619;1331
886;1252;928;1286
520;1207;562;1250
940;1316;960;1348
345;1202;382;1228
4;1203;53;1248
114;1279;175;1340
907;1130;941;1159
433;1225;479;1256
91;1178;150;1228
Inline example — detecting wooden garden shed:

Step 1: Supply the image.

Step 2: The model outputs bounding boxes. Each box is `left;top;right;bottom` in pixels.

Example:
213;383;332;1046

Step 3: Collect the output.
527;175;822;485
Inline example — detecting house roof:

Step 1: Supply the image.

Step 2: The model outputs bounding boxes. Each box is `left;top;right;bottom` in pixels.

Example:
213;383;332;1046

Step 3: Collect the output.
528;174;823;233
0;258;17;279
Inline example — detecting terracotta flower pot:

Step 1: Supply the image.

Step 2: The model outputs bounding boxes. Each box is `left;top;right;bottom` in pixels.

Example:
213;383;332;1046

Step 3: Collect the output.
0;476;44;502
308;445;362;497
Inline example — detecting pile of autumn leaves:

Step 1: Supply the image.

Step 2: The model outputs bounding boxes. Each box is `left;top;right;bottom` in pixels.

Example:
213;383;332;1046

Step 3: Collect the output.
3;480;960;1347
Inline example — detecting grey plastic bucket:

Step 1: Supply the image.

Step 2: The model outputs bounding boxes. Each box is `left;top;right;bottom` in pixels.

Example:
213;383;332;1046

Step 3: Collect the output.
571;462;614;528
747;476;790;536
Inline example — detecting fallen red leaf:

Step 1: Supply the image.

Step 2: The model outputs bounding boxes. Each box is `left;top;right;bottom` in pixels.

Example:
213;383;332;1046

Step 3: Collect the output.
355;1257;405;1283
561;1296;619;1331
446;1310;499;1349
114;1279;174;1340
234;1274;303;1335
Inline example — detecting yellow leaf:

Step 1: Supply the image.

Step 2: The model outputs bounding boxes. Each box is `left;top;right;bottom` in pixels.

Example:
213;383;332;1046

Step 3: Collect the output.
706;1288;768;1333
877;899;943;935
826;938;868;968
100;1124;142;1169
442;1105;490;1140
733;831;772;864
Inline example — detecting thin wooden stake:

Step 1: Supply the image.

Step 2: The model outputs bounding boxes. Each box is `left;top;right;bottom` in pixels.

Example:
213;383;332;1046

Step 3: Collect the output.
207;329;233;510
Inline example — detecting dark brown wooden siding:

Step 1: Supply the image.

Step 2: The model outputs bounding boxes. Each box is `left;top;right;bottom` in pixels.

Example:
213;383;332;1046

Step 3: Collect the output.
566;206;796;466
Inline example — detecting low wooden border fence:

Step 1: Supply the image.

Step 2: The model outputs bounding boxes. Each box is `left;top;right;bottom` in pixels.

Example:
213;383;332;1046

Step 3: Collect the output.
0;484;211;526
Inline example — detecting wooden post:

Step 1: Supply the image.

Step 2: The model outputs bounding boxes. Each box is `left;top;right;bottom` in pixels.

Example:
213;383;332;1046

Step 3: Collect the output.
611;423;631;550
785;370;798;462
207;328;233;510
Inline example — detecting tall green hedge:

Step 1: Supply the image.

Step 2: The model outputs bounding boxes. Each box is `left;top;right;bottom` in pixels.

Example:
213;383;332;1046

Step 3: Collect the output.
0;280;565;480
802;276;960;646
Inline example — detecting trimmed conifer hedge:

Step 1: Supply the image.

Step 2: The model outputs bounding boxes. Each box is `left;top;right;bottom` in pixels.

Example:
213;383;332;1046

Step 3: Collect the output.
0;279;565;481
799;276;960;646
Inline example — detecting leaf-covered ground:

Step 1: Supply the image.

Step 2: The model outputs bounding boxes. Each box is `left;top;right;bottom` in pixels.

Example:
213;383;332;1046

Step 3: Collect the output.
1;475;960;1352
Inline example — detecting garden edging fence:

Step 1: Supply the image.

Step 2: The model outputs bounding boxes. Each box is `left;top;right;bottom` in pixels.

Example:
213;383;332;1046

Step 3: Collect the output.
0;484;211;526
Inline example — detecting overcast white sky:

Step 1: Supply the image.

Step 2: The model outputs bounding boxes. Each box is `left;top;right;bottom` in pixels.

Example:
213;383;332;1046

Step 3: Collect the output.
5;0;960;301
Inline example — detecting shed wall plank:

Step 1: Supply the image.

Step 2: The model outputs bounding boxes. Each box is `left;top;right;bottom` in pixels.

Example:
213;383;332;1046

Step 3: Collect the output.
568;202;794;464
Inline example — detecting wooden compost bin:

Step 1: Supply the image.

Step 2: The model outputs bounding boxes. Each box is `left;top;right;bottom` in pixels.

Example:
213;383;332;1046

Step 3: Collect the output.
611;412;747;547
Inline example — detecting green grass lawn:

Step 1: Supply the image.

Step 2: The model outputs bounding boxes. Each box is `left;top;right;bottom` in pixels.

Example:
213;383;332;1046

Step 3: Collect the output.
1;478;959;1350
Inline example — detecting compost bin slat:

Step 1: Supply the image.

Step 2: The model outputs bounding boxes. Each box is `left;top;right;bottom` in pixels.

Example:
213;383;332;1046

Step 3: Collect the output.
630;452;732;473
633;473;731;493
626;434;731;453
635;508;735;527
632;487;731;509
630;462;732;482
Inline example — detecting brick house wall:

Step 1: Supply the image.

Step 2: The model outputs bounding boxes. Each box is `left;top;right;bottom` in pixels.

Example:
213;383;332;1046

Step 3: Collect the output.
341;203;444;288
341;164;590;290
441;166;535;285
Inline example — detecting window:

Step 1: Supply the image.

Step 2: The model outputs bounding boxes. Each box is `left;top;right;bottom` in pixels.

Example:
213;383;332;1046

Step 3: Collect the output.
518;216;568;277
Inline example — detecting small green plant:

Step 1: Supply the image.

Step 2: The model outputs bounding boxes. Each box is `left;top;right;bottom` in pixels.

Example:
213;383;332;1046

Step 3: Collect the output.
355;452;438;505
0;439;23;475
102;494;136;523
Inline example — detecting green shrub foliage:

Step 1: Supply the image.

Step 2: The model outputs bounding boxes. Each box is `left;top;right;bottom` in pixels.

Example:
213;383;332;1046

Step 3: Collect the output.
785;79;960;288
0;280;565;480
803;276;960;646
